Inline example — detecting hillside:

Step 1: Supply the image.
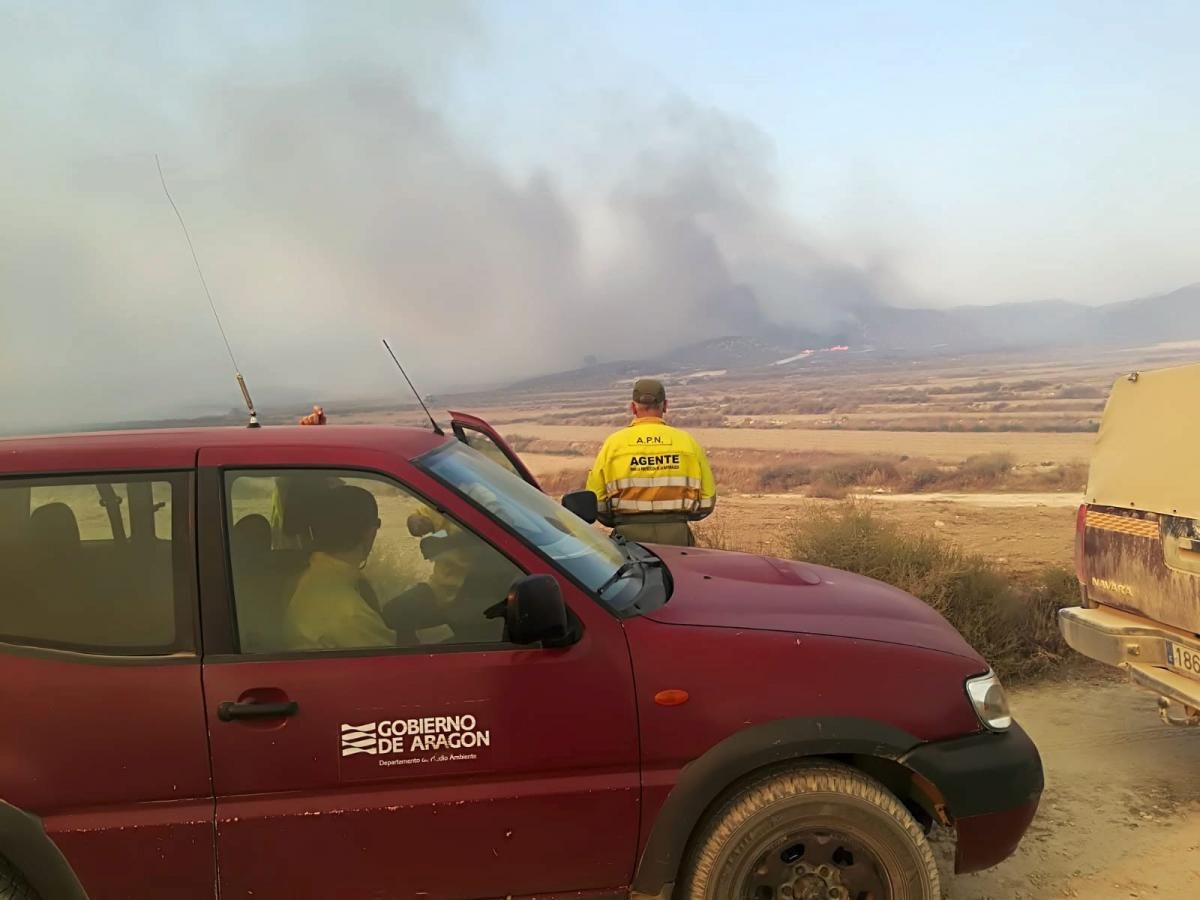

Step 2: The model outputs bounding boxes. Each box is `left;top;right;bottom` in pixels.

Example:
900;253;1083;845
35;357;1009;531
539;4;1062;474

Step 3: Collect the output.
507;282;1200;390
860;283;1200;353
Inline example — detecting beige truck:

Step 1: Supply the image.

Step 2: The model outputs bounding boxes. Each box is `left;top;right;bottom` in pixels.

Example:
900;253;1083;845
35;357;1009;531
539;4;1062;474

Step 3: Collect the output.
1060;361;1200;725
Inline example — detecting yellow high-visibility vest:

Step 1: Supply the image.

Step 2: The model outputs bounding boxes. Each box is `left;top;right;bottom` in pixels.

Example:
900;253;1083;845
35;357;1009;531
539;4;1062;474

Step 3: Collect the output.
586;417;716;522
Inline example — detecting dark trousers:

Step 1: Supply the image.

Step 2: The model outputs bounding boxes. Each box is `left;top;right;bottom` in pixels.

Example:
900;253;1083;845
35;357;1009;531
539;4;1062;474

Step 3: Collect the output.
611;518;695;547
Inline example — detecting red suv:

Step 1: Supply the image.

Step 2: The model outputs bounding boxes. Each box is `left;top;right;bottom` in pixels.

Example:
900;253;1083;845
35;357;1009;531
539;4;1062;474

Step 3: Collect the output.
0;415;1041;900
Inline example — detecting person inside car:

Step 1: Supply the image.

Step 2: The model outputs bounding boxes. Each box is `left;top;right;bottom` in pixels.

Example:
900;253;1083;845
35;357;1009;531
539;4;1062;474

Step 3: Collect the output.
270;406;339;549
284;485;393;651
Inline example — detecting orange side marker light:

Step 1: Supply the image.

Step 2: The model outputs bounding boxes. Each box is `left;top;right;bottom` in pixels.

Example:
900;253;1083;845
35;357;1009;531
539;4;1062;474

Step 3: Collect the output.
654;689;690;707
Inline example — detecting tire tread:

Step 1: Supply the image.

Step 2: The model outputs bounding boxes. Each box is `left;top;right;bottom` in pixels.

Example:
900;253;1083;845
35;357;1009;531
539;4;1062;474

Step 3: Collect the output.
0;857;38;900
680;761;940;899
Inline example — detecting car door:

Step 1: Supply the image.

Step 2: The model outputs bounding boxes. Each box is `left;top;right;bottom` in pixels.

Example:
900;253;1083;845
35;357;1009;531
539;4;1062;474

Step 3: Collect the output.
448;412;541;489
0;472;213;900
197;444;640;899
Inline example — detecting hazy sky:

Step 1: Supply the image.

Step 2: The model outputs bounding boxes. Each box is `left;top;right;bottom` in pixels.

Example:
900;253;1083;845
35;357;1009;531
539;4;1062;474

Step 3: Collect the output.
3;1;1198;431
466;0;1200;306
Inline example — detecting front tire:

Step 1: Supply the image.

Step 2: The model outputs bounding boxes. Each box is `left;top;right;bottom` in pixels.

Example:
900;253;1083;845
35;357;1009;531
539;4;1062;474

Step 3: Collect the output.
679;762;940;900
0;857;37;900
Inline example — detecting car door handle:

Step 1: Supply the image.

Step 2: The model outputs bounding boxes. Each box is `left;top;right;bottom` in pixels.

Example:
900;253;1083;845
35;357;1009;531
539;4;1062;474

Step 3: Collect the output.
218;700;299;722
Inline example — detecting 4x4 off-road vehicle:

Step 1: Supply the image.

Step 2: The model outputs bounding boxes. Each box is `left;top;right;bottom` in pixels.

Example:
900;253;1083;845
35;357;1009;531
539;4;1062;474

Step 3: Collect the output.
1061;362;1200;725
0;414;1042;899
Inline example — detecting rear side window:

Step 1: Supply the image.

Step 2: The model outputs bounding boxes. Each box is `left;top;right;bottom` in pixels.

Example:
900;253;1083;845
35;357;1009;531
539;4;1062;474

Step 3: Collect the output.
0;474;191;655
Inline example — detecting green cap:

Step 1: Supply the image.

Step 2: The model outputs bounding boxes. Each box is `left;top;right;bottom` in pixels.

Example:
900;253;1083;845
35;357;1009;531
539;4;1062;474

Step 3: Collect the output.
632;378;666;406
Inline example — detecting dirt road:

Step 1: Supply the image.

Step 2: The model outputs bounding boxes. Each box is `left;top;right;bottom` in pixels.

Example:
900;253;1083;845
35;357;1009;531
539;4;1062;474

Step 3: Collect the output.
939;672;1200;898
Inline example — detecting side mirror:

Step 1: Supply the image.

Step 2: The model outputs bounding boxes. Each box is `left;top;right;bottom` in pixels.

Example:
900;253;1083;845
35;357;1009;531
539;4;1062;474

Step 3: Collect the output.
562;490;598;524
505;574;575;647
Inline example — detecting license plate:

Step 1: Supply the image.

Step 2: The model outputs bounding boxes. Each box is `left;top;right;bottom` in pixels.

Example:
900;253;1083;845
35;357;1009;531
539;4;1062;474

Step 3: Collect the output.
1167;642;1200;678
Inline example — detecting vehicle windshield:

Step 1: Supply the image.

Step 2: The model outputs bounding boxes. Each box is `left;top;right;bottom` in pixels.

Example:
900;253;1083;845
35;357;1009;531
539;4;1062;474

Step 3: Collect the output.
418;441;626;595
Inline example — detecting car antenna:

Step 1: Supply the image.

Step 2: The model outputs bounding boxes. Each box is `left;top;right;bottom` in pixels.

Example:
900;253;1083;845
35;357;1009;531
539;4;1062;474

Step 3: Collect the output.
155;154;260;429
382;338;443;435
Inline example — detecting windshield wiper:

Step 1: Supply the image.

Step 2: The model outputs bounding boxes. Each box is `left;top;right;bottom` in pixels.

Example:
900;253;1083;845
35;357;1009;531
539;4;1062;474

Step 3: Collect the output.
596;556;662;597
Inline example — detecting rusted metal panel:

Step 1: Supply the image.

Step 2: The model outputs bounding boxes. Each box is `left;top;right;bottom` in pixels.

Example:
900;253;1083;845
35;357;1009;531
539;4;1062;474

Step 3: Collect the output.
1085;505;1200;635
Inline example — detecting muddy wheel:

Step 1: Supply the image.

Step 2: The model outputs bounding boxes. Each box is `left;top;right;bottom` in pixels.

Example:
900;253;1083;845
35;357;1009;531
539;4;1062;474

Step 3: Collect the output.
679;762;940;900
0;857;37;900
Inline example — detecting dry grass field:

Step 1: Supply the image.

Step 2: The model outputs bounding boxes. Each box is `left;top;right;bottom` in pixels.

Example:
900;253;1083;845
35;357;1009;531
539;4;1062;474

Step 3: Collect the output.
339;342;1196;574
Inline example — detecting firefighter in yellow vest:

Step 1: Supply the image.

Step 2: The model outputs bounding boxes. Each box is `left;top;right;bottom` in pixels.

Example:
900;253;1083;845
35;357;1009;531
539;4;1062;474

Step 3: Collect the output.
586;378;716;546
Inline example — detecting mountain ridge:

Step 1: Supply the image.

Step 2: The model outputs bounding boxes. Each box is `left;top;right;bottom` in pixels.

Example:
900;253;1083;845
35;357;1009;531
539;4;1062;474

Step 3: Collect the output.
508;282;1200;389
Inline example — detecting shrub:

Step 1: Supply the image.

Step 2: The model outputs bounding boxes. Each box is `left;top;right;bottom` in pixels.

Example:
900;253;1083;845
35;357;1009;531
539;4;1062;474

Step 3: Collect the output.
539;467;590;495
1008;379;1053;392
1028;462;1088;490
957;452;1015;485
670;410;727;427
758;462;813;491
692;517;735;551
1054;384;1107;400
807;476;849;499
816;457;902;488
900;465;947;492
780;502;1076;681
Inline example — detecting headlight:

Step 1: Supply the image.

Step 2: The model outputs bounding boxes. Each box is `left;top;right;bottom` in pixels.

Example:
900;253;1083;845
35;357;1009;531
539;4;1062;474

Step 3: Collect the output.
966;671;1012;731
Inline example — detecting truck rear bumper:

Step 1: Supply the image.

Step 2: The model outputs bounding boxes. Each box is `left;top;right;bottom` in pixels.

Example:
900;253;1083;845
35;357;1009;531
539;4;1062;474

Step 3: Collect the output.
1059;605;1200;711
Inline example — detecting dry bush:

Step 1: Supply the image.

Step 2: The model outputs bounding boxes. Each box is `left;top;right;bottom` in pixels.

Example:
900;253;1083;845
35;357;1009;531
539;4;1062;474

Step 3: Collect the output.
731;397;845;416
814;457;903;488
803;415;1100;433
721;448;1086;497
669;410;727;427
807;477;849;499
708;464;776;494
1006;379;1054;392
751;455;908;495
957;452;1015;484
503;434;590;457
542;412;628;427
899;465;947;492
929;380;1006;396
1024;461;1088;491
1053;384;1107;400
692;517;734;551
758;462;813;491
693;511;772;554
875;388;931;403
538;467;590;495
998;401;1105;414
505;434;536;452
734;450;1085;496
780;502;1078;681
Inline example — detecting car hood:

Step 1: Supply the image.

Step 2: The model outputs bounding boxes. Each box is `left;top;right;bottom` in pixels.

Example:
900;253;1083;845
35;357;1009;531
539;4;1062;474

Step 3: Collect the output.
645;546;983;661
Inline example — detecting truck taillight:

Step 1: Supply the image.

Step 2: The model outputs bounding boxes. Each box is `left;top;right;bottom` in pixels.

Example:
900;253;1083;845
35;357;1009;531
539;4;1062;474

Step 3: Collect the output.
1074;503;1088;584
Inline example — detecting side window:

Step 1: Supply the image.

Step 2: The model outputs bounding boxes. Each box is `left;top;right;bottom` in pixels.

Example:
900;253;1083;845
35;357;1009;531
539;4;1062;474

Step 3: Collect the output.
224;470;524;655
0;474;188;653
29;483;130;539
455;427;524;480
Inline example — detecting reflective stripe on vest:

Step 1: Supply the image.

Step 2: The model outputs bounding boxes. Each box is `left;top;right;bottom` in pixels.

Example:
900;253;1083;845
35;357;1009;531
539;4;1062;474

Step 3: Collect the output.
612;497;702;513
606;476;703;492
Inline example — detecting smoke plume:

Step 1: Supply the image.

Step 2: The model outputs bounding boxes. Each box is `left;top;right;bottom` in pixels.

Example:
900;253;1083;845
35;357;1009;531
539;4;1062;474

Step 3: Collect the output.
1;2;896;433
